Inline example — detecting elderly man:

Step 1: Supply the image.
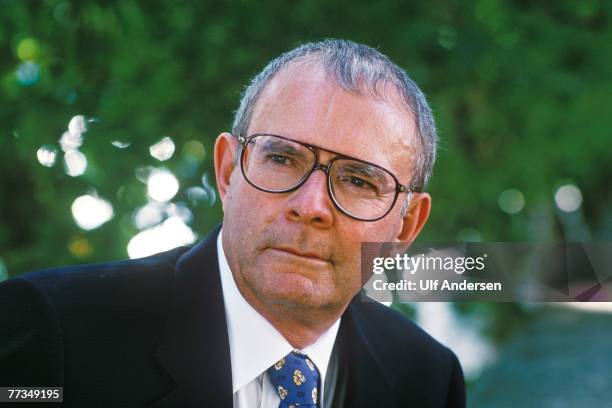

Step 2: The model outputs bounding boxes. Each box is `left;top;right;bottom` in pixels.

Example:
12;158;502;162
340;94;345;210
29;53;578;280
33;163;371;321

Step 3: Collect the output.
0;39;465;407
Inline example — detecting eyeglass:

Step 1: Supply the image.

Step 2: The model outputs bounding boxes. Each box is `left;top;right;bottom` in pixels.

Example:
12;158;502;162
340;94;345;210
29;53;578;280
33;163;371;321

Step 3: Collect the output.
236;133;418;222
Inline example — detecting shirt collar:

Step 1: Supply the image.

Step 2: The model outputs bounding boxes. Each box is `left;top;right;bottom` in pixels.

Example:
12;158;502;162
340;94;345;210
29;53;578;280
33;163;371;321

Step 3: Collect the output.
217;229;340;393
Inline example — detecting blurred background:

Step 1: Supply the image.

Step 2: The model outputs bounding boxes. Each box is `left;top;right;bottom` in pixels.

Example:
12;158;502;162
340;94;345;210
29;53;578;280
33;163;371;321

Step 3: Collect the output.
1;1;611;406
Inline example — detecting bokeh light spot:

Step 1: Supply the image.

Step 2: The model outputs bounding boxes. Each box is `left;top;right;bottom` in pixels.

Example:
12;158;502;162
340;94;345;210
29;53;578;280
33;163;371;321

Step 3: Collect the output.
149;136;175;161
166;202;193;224
555;184;583;212
16;61;40;86
68;235;94;258
111;140;131;149
182;140;206;161
71;194;114;230
68;115;88;136
64;150;88;176
132;203;164;230
59;130;83;152
147;168;179;202
127;216;196;259
498;188;525;214
16;38;40;61
37;145;58;167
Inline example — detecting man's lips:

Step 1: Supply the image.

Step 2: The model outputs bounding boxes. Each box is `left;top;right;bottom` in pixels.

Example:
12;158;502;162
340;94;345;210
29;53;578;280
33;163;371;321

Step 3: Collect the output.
269;246;331;263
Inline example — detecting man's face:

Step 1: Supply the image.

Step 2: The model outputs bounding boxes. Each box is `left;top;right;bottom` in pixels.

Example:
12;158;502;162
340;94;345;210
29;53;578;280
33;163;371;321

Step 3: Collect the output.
217;62;428;312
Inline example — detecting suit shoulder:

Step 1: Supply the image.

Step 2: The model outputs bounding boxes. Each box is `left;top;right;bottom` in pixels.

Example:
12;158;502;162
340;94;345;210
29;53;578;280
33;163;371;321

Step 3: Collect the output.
5;246;191;315
352;299;451;355
348;300;465;406
19;246;188;290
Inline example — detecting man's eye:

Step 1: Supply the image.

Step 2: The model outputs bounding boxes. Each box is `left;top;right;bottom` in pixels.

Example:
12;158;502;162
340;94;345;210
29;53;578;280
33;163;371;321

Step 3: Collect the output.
351;177;367;187
268;154;290;165
339;176;376;190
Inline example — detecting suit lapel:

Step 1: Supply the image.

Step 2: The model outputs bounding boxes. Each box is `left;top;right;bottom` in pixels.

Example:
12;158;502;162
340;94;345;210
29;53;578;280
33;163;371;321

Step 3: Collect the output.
152;225;233;408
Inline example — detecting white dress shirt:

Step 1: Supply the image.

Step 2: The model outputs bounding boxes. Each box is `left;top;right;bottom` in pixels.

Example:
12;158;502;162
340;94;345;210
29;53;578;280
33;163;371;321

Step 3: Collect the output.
217;229;341;408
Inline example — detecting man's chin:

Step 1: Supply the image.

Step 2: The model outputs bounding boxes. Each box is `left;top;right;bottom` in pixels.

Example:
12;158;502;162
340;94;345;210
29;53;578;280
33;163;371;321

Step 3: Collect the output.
257;278;332;309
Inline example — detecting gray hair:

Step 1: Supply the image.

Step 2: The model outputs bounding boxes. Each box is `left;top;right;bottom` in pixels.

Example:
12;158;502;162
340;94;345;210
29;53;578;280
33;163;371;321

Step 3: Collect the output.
231;39;437;214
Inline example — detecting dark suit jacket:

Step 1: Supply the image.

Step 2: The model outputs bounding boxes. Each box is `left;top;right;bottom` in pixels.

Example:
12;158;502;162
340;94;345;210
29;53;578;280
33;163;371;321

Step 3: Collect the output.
0;225;465;407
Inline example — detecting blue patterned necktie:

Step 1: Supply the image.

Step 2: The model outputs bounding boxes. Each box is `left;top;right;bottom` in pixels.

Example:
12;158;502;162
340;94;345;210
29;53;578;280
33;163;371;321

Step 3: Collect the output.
267;351;320;407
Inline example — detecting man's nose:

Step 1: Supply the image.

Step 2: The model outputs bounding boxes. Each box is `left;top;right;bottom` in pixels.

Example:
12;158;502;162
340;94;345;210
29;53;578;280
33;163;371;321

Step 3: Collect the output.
285;168;334;228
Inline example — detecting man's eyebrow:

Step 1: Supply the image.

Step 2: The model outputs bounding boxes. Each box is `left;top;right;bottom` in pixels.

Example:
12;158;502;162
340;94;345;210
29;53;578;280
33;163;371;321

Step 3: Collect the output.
260;139;307;159
341;161;387;182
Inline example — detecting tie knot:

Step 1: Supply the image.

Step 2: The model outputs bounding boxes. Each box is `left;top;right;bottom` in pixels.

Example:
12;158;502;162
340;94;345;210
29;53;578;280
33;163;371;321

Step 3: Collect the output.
267;351;320;407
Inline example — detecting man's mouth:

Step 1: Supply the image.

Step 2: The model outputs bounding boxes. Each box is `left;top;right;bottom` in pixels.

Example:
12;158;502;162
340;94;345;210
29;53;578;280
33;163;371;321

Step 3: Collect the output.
269;246;331;264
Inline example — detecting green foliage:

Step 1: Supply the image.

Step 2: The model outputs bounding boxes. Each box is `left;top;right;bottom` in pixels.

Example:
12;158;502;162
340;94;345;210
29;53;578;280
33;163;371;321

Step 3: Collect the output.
1;1;610;349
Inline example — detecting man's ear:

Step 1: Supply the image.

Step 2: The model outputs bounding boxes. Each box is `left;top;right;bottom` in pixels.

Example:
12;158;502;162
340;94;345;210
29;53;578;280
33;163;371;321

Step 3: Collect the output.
396;192;431;244
214;132;239;210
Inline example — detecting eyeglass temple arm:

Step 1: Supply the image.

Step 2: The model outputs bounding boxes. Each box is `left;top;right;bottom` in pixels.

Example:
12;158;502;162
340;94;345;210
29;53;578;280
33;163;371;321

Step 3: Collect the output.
399;184;422;194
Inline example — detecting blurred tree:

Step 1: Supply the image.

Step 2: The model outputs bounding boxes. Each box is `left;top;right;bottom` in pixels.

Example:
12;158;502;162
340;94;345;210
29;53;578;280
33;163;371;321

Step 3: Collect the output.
1;0;611;357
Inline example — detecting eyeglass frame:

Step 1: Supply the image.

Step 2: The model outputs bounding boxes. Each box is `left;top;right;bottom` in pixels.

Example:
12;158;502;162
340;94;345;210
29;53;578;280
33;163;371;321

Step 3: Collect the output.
235;133;421;222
